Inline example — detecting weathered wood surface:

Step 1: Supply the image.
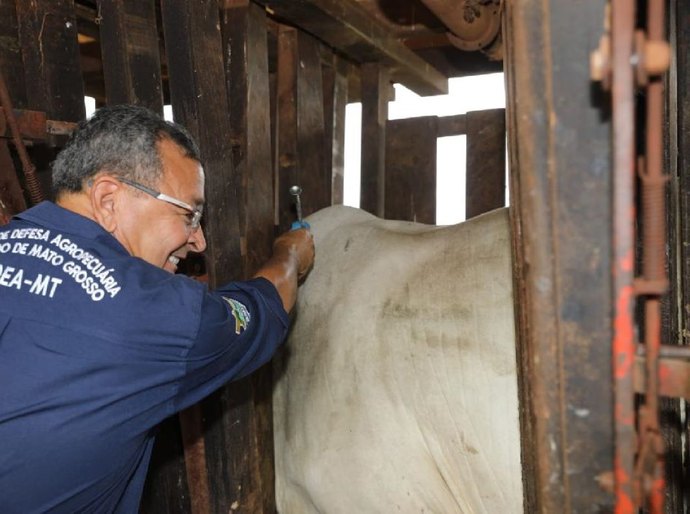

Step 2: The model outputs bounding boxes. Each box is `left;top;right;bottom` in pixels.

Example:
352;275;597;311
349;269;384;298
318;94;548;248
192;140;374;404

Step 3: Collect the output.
160;2;246;513
0;0;26;108
465;108;506;219
322;54;348;206
504;0;614;511
276;26;330;232
385;116;436;223
359;62;388;218
98;0;163;112
223;0;274;277
664;3;690;511
16;0;85;122
436;114;467;138
0;0;29;217
222;3;277;513
253;0;447;97
140;416;192;514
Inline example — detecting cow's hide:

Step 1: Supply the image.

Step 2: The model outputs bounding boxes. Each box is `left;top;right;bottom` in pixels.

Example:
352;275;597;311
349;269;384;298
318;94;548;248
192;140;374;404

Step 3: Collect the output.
273;206;522;514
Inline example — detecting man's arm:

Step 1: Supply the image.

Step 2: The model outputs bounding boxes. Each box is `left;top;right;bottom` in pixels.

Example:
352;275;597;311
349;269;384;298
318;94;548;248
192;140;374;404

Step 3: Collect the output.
253;228;315;313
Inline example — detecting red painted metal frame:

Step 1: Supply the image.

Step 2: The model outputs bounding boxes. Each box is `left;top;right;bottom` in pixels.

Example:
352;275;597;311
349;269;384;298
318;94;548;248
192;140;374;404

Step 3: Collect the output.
633;0;667;510
609;0;669;511
610;1;636;511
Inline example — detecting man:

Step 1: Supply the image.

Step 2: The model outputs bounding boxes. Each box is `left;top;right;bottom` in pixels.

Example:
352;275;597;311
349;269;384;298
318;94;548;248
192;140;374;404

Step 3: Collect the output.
0;105;314;512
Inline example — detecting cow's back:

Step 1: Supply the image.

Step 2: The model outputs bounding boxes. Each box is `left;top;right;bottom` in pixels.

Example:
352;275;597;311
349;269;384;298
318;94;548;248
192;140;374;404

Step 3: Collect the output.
274;205;522;514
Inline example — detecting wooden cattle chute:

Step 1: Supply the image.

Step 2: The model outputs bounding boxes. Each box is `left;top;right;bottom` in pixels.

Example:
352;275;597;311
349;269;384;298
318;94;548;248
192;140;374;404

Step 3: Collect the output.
2;0;690;513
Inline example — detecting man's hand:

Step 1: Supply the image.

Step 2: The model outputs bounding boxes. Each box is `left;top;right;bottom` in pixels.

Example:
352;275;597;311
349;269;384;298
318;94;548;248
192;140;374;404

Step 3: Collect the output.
253;228;315;313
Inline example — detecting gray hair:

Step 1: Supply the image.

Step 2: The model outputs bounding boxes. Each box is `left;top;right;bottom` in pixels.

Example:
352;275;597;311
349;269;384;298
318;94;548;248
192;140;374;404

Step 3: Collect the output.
52;104;201;196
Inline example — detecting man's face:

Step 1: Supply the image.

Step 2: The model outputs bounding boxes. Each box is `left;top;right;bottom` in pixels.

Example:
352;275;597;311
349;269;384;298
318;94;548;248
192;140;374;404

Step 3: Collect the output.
114;138;206;273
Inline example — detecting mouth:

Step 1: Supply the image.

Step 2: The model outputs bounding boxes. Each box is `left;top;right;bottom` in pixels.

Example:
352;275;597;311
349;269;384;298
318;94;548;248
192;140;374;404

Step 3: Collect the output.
165;255;181;273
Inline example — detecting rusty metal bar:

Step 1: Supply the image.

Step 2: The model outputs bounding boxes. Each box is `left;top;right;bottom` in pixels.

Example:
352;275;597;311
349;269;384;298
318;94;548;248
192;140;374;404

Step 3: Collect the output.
609;0;637;510
632;0;668;510
0;108;77;140
45;119;78;136
635;345;690;401
0;69;44;205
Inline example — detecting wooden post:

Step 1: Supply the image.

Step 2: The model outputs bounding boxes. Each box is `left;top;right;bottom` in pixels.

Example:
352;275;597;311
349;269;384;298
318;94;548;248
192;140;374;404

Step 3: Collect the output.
16;0;84;122
16;0;85;198
322;54;348;205
98;0;164;112
385;116;437;223
276;26;299;231
0;0;28;217
360;62;388;217
276;26;329;232
465;108;506;219
504;0;613;511
222;0;274;277
160;1;241;513
220;2;277;513
665;2;690;510
0;0;27;109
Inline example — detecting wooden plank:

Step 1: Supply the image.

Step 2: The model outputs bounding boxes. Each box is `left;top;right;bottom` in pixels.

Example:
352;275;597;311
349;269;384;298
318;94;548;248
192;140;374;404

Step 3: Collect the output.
16;0;85;121
16;0;84;199
504;0;614;511
359;62;388;217
0;0;27;108
276;26;330;231
0;0;28;218
322;53;348;205
384;116;437;223
98;0;163;112
160;1;242;512
221;2;277;513
668;1;690;509
436;114;467;138
295;33;329;216
254;0;448;97
223;0;274;276
140;415;192;514
276;26;300;231
465;108;506;219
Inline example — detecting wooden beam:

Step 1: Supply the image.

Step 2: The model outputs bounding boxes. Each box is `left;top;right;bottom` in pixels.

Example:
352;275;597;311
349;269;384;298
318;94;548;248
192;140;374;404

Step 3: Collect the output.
16;0;85;121
360;62;388;217
465;108;506;219
139;416;192;514
223;0;274;277
16;0;85;198
666;1;690;509
276;26;330;231
0;0;27;108
276;26;300;231
436;114;467;138
98;0;164;112
504;0;613;511
322;54;348;205
220;3;277;513
254;0;448;96
160;1;242;513
385;116;437;223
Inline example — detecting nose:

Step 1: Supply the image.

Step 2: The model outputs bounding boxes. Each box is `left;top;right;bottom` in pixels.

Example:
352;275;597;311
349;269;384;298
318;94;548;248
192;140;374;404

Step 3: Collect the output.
188;226;207;253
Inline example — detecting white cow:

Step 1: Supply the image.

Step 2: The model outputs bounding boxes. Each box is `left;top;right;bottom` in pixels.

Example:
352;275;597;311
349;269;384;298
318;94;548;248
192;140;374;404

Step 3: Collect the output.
273;206;522;514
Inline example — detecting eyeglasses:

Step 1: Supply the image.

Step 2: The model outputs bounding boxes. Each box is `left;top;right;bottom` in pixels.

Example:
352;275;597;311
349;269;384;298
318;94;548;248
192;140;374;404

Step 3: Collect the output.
118;177;203;230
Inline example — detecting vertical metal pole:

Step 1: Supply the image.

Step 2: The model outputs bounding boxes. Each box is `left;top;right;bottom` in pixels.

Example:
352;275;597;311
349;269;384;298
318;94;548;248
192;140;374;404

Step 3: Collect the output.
610;1;636;512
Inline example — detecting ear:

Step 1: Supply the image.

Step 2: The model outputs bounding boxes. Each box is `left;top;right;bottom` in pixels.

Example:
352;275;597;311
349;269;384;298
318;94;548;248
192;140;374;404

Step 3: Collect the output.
89;176;121;233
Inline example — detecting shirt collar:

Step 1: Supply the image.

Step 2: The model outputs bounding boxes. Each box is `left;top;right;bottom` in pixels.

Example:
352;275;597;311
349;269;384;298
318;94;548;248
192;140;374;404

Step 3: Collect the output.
14;201;129;255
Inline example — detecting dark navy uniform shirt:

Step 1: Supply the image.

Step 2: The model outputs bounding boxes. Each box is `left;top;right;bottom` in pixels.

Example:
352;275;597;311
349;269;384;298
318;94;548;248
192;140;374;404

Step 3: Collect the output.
0;202;289;512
